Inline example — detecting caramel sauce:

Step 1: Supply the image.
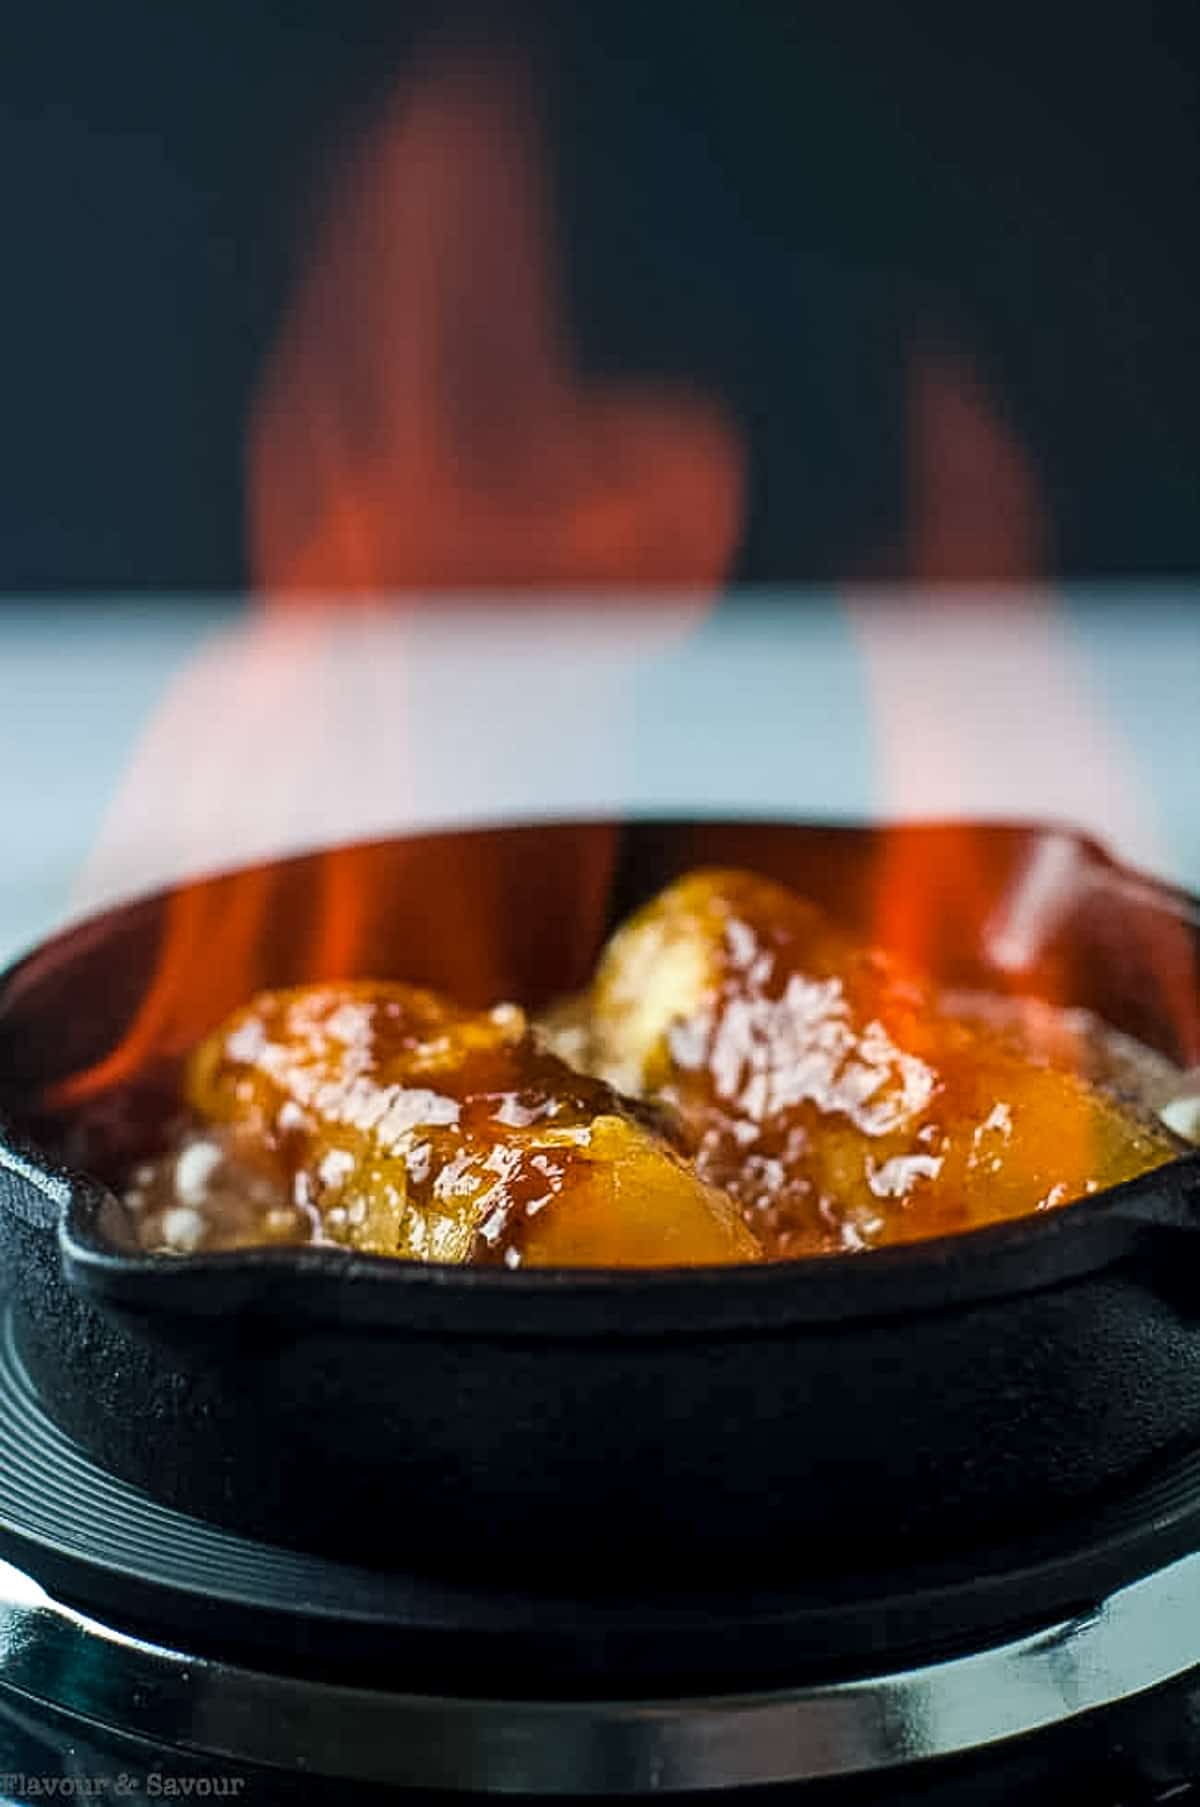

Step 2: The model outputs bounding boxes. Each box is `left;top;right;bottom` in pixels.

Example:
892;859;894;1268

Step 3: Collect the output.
129;981;756;1266
569;870;1177;1256
126;871;1179;1266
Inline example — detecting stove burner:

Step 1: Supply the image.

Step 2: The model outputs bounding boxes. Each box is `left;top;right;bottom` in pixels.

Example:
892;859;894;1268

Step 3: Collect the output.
1;1304;1200;1794
2;1549;1200;1796
0;1543;1198;1797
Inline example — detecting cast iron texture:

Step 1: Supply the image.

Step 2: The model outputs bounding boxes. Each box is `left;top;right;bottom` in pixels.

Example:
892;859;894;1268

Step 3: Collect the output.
1;820;1198;1584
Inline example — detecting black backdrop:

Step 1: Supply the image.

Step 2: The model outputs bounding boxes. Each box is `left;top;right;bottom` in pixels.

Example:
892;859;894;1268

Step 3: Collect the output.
2;1;1197;591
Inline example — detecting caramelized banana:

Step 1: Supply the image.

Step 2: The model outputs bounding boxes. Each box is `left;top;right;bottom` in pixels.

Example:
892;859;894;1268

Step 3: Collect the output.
132;981;758;1266
558;869;1175;1255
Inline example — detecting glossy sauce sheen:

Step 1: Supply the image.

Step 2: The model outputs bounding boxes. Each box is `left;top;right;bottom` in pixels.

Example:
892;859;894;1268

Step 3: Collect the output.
128;982;757;1266
126;869;1177;1265
565;870;1176;1256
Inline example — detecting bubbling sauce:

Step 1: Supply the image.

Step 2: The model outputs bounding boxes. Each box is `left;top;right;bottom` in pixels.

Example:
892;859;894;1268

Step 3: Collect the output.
124;870;1184;1265
127;981;756;1267
539;870;1182;1258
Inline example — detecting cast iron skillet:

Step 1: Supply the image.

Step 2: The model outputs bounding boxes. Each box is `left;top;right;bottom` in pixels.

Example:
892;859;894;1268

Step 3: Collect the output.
1;819;1198;1585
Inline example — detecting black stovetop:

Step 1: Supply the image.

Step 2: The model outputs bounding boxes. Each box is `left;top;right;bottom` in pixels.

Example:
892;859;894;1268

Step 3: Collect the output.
1;1285;1199;1803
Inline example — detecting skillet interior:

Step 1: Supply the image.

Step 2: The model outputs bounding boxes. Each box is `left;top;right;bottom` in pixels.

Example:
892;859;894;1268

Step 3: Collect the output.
1;815;1198;1311
1;819;1199;1579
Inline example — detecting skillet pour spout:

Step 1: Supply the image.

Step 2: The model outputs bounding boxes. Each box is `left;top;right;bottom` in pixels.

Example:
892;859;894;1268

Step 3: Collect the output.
1;818;1199;1584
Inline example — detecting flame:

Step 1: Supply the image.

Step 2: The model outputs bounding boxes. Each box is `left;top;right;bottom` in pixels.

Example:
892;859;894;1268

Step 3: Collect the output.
51;820;626;1110
48;615;379;1104
907;346;1046;585
53;37;748;1108
848;344;1199;1066
249;49;743;596
50;870;276;1105
43;40;1198;1133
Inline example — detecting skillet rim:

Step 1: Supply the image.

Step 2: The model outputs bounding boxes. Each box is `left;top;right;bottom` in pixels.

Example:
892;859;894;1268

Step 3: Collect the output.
1;815;1197;1338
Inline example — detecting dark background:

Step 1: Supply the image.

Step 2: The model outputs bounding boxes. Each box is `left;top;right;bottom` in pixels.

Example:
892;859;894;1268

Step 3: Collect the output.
2;1;1197;591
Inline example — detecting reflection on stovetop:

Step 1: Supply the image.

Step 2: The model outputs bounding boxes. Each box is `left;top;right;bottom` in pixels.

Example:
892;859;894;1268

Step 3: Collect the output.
1;1676;1199;1806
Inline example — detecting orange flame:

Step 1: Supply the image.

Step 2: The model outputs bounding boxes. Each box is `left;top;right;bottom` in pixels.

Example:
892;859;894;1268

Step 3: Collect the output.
849;347;1198;1066
50;825;624;1111
55;39;748;1108
49;614;384;1104
47;40;1198;1130
249;49;744;596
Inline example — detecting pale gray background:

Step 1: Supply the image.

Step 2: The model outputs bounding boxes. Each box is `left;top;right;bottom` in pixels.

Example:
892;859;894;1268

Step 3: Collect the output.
1;590;1196;969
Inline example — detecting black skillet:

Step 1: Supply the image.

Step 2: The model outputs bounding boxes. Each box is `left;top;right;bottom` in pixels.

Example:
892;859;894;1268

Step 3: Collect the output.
0;819;1198;1585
